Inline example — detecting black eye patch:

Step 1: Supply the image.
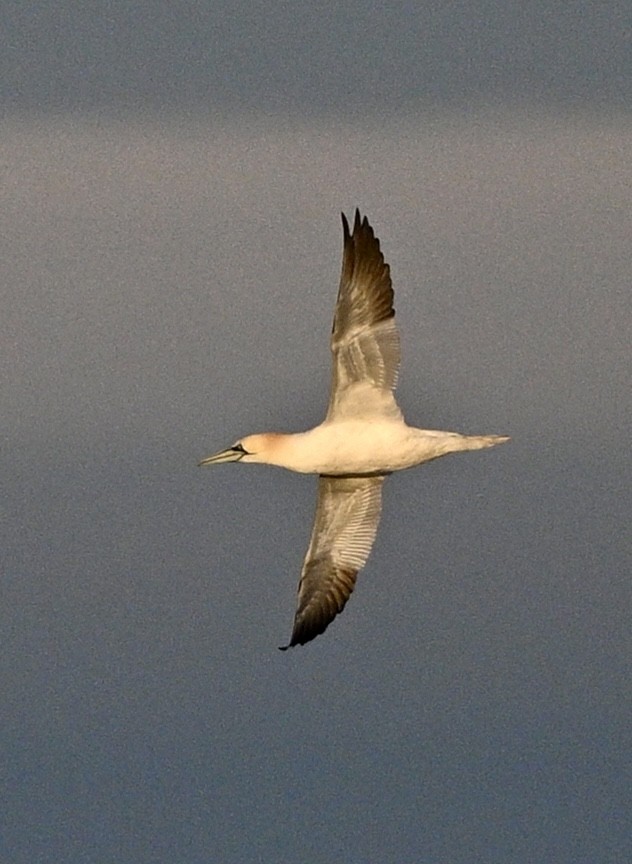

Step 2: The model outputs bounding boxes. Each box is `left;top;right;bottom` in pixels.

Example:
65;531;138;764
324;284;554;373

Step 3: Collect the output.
232;443;247;454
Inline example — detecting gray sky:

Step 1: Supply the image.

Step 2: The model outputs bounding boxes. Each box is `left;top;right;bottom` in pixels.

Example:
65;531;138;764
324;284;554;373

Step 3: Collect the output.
3;4;631;863
4;1;631;115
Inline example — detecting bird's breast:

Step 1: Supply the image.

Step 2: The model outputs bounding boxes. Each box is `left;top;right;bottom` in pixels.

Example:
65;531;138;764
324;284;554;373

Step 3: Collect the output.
280;421;421;475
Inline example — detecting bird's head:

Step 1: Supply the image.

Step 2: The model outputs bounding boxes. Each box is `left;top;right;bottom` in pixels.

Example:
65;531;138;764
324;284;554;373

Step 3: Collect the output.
198;433;282;467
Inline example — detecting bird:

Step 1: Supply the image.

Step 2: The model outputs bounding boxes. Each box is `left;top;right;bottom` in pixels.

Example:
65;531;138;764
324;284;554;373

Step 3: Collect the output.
200;209;509;649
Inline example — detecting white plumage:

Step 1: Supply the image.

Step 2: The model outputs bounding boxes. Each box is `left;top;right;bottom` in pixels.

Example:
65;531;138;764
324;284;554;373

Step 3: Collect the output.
200;210;509;648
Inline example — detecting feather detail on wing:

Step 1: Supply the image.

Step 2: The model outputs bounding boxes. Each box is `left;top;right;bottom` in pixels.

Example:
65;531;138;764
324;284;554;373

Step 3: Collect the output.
280;475;385;649
326;209;402;421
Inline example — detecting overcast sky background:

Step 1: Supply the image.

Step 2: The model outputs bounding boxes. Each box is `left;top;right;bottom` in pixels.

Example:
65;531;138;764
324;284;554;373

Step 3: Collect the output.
3;3;631;863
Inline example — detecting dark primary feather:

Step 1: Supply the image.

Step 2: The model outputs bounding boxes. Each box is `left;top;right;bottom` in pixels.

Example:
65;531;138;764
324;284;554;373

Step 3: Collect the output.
334;209;395;338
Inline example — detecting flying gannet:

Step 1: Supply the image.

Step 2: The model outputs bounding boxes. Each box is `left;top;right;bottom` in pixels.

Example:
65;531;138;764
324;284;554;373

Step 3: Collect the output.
200;210;509;649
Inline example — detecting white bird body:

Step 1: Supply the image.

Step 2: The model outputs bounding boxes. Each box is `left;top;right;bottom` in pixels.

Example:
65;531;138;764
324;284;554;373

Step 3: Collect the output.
200;210;509;648
237;424;507;476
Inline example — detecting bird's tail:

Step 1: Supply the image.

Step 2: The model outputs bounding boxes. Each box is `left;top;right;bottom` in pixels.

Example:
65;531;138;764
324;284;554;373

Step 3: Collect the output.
462;433;511;451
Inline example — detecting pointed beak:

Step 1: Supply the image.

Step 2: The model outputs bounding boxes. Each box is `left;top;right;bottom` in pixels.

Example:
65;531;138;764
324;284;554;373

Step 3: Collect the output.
198;447;244;467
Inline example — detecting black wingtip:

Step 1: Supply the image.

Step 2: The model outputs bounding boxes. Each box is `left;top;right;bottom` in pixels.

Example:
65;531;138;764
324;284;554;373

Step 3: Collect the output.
278;643;292;652
341;211;350;240
342;208;369;241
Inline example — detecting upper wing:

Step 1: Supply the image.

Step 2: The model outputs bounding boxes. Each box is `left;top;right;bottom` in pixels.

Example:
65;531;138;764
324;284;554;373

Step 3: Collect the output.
326;210;402;421
280;475;385;649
